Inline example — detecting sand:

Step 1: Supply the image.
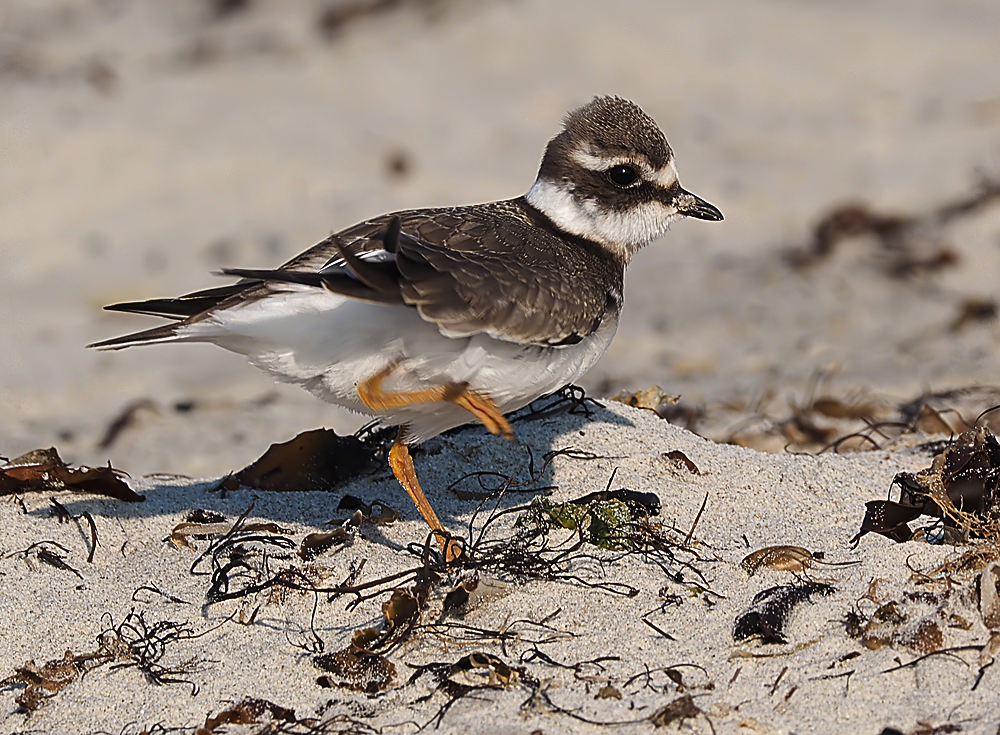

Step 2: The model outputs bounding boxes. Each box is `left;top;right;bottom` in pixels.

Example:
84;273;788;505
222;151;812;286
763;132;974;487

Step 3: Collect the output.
3;0;1000;732
4;400;997;734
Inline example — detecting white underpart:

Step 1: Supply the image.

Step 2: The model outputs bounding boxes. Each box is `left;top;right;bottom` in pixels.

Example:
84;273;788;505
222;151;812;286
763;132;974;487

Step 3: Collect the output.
174;285;619;442
525;178;680;259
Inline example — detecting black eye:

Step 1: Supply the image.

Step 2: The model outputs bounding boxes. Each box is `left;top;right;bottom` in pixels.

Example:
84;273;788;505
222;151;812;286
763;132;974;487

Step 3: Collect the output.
607;165;638;187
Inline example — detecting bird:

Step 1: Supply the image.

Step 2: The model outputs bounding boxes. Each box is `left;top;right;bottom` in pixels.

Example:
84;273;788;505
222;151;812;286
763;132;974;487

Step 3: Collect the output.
90;96;723;558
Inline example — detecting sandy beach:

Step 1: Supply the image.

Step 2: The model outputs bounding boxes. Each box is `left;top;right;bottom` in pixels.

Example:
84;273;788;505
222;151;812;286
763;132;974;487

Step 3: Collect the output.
5;400;1000;734
3;1;1000;732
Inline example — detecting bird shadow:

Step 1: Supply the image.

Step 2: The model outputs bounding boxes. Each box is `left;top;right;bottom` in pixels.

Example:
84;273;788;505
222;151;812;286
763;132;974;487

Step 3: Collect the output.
19;391;635;546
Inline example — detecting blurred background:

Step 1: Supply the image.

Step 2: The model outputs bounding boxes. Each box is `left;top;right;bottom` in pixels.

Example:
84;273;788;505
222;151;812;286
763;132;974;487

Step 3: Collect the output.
2;0;1000;475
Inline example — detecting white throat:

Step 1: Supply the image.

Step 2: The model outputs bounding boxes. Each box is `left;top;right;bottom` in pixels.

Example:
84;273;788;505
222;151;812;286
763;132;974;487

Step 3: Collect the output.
525;178;678;259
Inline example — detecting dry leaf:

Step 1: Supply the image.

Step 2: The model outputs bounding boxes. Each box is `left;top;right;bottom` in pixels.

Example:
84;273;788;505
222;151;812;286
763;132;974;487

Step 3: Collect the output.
0;448;142;502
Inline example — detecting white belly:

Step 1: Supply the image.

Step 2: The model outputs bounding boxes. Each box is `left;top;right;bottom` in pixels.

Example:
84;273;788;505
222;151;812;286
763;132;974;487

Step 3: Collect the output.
185;286;618;442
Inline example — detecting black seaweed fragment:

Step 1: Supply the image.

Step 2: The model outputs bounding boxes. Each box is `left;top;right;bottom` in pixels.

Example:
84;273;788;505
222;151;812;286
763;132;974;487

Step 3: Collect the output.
568;487;662;516
186;508;226;524
733;582;835;644
519;647;619;681
336;495;399;524
6;540;83;580
786;175;1000;274
509;383;601;424
49;498;100;563
99;609;211;692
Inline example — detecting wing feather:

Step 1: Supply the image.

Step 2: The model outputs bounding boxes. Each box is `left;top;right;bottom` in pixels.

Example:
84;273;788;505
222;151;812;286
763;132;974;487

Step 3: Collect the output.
95;198;622;348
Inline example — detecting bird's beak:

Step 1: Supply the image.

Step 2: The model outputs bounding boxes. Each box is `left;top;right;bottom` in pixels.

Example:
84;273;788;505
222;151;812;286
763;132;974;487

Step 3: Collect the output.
674;188;723;221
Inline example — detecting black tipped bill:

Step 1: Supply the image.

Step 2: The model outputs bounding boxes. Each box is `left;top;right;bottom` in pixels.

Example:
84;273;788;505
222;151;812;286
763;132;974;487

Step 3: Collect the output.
676;188;723;221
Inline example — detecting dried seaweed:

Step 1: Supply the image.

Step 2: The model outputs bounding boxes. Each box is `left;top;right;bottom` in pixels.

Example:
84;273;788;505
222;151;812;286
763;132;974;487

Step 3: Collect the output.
192;506;299;602
522;496;635;550
949;298;998;333
2;608;218;712
408;652;537;729
197;697;378;735
623;663;712;695
2;649;94;712
315;647;396;694
98;609;212;691
509;383;602;424
714;382;1000;456
510;468;663;553
610;386;679;415
785;175;1000;273
196;698;296;734
233;429;381;492
188;508;226;523
519;647;619;681
97;398;157;450
853;426;1000;545
6;540;83;579
0;448;142;501
337;495;400;524
446;445;611;501
131;584;190;605
529;683;651;728
317;0;456;40
48;497;99;563
595;684;622;699
568;486;662;516
842;581;973;659
312;579;429;692
173;507;292;553
414;608;570;656
302;469;700;604
177;455;712;721
650;694;714;733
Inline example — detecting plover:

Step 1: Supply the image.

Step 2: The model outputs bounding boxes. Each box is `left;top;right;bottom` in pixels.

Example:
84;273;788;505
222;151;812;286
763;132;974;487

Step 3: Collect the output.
90;96;722;557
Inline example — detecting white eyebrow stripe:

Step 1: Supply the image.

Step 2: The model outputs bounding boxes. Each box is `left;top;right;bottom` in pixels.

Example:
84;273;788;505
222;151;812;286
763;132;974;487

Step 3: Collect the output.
654;160;680;189
568;147;656;177
569;147;681;189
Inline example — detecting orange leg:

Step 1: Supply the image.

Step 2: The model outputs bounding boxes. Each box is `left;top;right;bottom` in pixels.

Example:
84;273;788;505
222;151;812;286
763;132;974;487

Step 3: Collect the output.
358;365;513;440
453;392;514;440
388;435;461;562
359;366;514;561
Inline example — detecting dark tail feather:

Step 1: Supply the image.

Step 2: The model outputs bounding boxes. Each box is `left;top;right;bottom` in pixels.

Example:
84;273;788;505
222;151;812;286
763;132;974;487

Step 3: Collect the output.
87;322;185;350
103;283;250;320
219;267;326;287
219;266;404;306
